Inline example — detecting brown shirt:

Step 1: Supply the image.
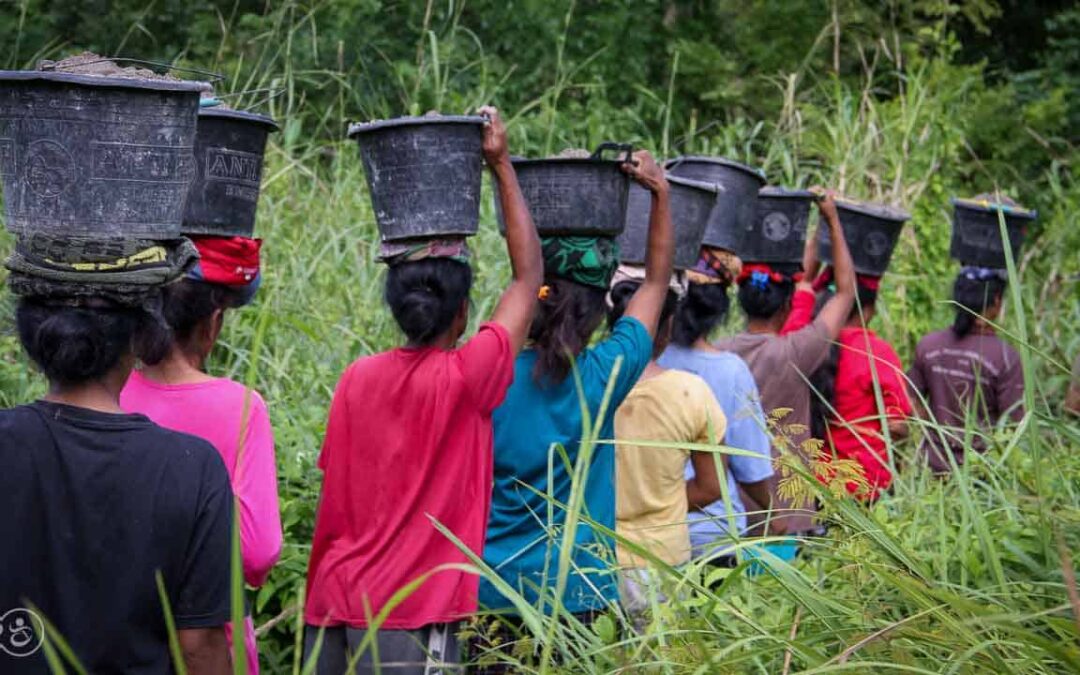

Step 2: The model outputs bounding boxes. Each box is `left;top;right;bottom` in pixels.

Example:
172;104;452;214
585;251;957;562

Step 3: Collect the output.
908;328;1025;472
716;318;832;534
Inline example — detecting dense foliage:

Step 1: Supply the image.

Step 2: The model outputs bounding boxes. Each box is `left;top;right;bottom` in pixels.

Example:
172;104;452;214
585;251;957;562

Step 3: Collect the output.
1;1;1078;672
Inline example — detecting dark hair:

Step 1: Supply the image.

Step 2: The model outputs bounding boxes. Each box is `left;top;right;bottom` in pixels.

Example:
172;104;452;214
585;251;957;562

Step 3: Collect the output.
607;280;679;357
16;297;171;386
952;273;1006;338
673;283;730;347
384;258;473;346
736;263;800;320
162;279;247;351
529;278;607;385
849;285;879;321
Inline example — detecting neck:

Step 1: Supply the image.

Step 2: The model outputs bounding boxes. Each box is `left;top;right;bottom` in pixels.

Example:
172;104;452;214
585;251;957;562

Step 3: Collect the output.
972;318;996;335
692;336;719;352
44;376;129;414
640;359;665;380
746;317;781;335
139;345;211;385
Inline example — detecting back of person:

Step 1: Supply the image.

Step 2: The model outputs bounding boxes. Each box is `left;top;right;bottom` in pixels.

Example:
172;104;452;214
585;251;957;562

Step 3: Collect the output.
658;346;773;553
715;320;830;533
0;402;231;673
482;316;651;614
909;328;1023;470
826;326;911;497
306;324;513;628
615;369;725;568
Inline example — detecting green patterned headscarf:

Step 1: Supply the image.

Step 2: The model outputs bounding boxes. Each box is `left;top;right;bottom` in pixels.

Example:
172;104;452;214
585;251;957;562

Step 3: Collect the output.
541;236;620;289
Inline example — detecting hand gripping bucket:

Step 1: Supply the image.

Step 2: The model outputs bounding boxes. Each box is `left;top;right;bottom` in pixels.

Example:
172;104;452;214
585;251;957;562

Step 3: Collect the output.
950;197;1036;268
664;156;766;252
742;187;816;264
497;143;634;237
182;107;279;237
819;199;911;275
348;115;486;242
618;175;717;269
0;70;206;237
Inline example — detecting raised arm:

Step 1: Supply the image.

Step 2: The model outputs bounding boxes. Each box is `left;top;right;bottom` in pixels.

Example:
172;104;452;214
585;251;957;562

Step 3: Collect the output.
811;191;856;339
620;150;675;337
480;106;543;353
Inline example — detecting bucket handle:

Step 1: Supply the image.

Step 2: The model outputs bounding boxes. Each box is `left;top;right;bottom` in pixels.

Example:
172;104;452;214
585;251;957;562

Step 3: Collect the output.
201;87;286;109
591;142;635;164
41;57;224;82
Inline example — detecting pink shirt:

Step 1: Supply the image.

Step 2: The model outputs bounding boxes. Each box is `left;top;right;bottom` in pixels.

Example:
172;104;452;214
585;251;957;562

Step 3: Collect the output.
121;371;282;673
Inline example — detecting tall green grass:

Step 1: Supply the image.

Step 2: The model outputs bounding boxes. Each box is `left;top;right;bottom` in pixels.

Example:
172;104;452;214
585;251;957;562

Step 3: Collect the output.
1;3;1078;673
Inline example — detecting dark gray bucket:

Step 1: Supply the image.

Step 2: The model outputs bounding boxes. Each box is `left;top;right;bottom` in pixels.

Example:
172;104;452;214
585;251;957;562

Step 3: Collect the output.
497;143;634;236
664;156;765;252
182;107;279;237
0;71;206;237
950;197;1036;268
348;115;485;242
742;187;816;264
618;175;717;269
819;199;910;275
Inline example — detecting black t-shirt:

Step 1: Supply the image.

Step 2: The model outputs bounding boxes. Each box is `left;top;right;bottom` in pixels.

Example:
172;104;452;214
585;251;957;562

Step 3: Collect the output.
0;401;233;674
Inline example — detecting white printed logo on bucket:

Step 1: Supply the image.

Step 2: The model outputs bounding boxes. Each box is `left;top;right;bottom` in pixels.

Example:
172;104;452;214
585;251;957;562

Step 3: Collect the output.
25;140;74;198
864;231;890;257
762;212;792;242
0;608;44;658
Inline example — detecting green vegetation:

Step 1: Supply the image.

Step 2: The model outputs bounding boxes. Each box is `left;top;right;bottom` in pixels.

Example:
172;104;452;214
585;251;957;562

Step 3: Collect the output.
1;1;1078;672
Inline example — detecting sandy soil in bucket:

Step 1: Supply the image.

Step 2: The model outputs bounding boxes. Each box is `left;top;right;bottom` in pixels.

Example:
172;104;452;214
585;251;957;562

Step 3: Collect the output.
39;52;183;82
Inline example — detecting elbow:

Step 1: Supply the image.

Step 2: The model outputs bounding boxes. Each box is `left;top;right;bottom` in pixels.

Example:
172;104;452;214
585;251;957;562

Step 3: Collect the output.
888;420;910;439
244;540;283;588
179;627;229;674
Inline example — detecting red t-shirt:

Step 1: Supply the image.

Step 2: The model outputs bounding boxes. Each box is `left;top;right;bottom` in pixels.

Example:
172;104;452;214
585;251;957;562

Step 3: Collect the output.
305;323;514;629
822;327;912;500
780;287;815;335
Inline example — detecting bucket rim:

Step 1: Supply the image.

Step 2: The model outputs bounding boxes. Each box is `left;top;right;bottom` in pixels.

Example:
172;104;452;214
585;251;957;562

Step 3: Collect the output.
347;114;485;137
198;106;280;131
667;174;720;194
950;197;1037;219
0;69;209;93
759;186;816;198
835;198;911;222
663;155;767;182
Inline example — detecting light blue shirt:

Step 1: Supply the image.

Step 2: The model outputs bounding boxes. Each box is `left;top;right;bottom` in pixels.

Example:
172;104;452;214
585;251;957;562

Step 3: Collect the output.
658;345;774;556
481;317;652;614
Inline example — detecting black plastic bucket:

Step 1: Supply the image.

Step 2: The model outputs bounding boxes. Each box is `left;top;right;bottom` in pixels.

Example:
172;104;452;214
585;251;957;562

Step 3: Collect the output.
950;197;1036;267
819;199;910;275
348;115;485;242
618;175;717;269
0;71;205;237
664;156;765;252
742;187;816;264
497;143;634;237
182;107;279;237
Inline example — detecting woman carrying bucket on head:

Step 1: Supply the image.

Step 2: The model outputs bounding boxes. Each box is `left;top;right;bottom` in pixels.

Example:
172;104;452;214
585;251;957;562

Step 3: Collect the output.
908;193;1030;474
478;149;674;633
120;237;280;672
658;247;783;565
717;191;856;538
303;107;543;673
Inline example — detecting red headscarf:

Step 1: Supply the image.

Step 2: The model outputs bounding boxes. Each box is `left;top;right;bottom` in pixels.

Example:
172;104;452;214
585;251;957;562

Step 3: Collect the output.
189;236;262;286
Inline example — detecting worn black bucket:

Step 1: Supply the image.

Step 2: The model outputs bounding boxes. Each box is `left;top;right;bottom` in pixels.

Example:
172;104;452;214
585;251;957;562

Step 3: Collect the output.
0;71;205;237
182;107;279;237
618;175;717;269
664;156;765;252
742;187;816;264
348;115;485;242
497;143;634;237
950;197;1036;267
819;199;910;275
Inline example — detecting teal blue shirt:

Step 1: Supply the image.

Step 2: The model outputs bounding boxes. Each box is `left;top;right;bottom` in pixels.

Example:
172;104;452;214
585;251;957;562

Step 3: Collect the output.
480;317;652;614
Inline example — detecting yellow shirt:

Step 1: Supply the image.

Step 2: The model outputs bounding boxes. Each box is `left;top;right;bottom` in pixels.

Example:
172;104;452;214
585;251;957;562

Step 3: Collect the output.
615;369;727;568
